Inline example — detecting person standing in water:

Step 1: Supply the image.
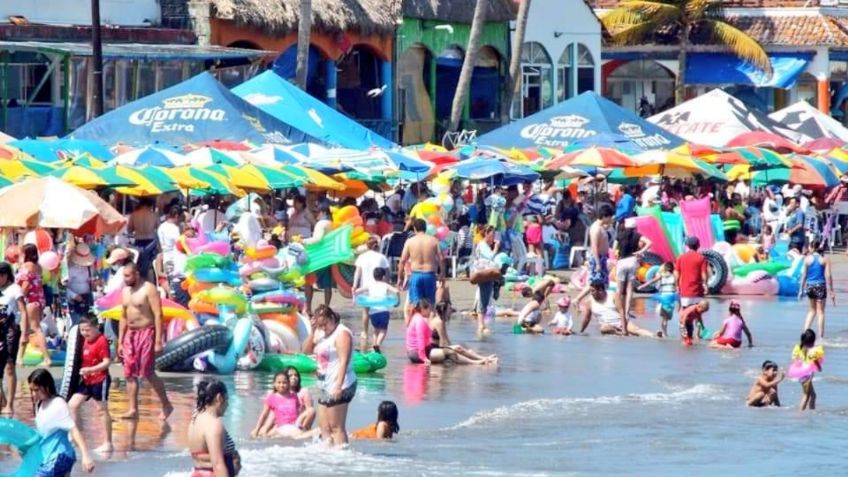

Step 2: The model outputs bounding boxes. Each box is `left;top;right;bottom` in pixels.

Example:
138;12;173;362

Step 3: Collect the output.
118;262;172;420
798;238;834;338
188;378;240;476
574;204;614;306
399;218;443;325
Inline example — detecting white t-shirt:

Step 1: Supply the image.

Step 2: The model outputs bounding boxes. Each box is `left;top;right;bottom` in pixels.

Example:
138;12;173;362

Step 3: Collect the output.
551;311;572;330
0;283;23;325
641;185;660;208
157;221;180;258
235;211;262;247
35;396;75;437
366;281;391;314
355;250;390;289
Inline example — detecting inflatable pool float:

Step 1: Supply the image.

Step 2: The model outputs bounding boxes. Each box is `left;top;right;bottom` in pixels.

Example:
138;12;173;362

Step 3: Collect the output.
721;270;779;295
331;264;355;299
301;224;355;275
633;215;674;262
186;253;231;272
701;249;729;294
166;316;200;342
262;319;301;352
194;287;247;315
680;197;715;250
248;277;279;293
155;325;232;371
236;324;267;371
732;262;789;278
59;325;82;400
788;345;824;381
22;348;66;367
96;289;193;321
258;353;318;374
0;418;42;477
662;211;685;256
207;317;253;374
245;243;277;261
192;268;241;286
355;294;399;308
252;290;304;307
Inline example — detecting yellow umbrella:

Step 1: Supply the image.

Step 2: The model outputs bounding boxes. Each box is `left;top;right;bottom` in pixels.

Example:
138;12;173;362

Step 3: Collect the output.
200;163;271;192
0;160;55;180
165;166;244;196
47;165;114;189
106;165;179;197
285;165;345;191
625;150;713;177
726;164;752;181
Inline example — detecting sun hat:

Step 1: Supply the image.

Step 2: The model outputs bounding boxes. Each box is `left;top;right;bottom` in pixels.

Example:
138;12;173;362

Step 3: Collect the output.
106;248;131;265
69;243;95;267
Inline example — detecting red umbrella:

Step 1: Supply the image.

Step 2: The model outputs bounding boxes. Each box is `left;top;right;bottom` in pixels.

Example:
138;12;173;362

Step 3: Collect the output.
546;147;638;170
803;137;846;153
725;131;808;154
415;150;459;165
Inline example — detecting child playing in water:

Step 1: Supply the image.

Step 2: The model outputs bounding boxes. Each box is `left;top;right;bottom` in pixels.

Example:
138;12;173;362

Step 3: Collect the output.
761;224;775;256
517;290;546;334
638;262;678;337
354;267;399;353
679;300;709;346
407;299;496;365
548;296;573;335
351;401;400;440
251;371;304;438
710;300;753;349
68;314;113;453
747;360;784;407
792;329;824;411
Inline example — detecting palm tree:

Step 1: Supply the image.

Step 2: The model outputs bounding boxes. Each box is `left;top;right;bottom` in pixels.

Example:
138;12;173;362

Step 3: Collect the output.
501;0;532;124
601;0;772;103
295;0;312;89
448;0;487;134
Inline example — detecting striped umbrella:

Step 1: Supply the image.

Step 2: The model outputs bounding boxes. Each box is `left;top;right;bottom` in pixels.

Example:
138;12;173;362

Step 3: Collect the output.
242;164;303;189
7;139;63;163
245;144;301;166
715;147;793;170
821;148;848;174
0;143;31;161
67;155;109;169
282;165;345;191
0;160;57;180
55;139;114;161
186;147;244;167
200;163;271;192
47;165;135;189
547;147;638;171
113;146;190;168
163;166;244;196
101;165;179;197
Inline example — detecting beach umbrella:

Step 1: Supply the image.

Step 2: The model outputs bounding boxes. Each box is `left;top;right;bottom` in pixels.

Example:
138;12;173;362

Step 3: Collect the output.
200;163;271;192
47;165;135;189
186;147;245;167
804;138;845;153
283;143;331;159
624;150;727;180
821;148;848;174
113;146;190;168
163;166;244;196
282;165;345;191
240;164;303;190
137;166;206;190
0;159;57;180
725;131;808;154
7;139;63;163
565;132;645;154
67;155;108;169
100;165;179;197
0;143;31;161
406;148;460;166
245;145;301;166
447;159;539;186
404;143;448;152
193;139;254;151
297;147;398;178
54;139;114;161
790;155;840;187
0;177;125;235
715;147;793;170
379;150;432;181
546;147;638;171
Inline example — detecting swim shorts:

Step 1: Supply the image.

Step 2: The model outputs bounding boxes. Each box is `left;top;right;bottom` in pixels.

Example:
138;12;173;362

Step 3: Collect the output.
318;381;357;407
615;256;638;286
122;327;155;379
75;375;111;402
714;336;741;348
806;282;827;300
408;271;437;305
35;452;76;477
308;267;333;290
0;318;20;368
588;254;608;286
369;311;390;330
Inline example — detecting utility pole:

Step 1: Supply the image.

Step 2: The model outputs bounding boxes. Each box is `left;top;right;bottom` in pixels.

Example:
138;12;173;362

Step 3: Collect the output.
91;0;104;117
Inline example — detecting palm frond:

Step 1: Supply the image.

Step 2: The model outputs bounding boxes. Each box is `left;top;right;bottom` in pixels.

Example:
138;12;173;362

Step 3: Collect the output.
608;22;660;45
602;1;682;34
702;19;773;76
685;0;721;21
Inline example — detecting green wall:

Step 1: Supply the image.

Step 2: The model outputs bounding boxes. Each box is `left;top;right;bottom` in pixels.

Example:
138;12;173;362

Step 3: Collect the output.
398;19;510;59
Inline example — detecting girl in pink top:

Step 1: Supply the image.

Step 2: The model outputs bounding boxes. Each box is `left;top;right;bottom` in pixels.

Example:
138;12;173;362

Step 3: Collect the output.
710;301;753;349
251;372;306;438
406;300;434;364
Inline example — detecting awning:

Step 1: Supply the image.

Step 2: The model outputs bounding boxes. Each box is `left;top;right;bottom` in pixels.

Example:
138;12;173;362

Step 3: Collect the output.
0;41;273;61
685;52;814;89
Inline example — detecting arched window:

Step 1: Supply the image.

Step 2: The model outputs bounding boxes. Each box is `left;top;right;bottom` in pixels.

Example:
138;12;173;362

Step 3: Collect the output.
470;46;501;120
576;44;595;95
519;42;553;117
558;43;595;101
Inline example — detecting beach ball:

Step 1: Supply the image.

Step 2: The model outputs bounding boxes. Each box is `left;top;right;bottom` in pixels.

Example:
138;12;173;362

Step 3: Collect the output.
435;226;450;240
4;245;20;263
38;251;60;271
24;230;53;254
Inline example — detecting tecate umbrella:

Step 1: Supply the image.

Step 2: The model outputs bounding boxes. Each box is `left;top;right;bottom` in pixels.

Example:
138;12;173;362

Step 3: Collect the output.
546;147;638;171
725;131;808;154
7;139;63;163
54;139;114;161
0;177;125;235
447;159;539;186
112;146;190;168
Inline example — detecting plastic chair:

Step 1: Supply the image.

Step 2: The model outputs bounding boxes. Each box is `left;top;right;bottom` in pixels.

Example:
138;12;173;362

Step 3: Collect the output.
568;228;590;268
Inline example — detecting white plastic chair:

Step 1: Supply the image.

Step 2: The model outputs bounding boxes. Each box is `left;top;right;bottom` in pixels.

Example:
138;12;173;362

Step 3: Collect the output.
568;227;590;268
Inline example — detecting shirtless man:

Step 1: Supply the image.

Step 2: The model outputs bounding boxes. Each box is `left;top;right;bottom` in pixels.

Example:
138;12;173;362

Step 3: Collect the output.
574;203;614;305
578;281;657;337
398;218;443;325
747;360;784;407
118;263;172;420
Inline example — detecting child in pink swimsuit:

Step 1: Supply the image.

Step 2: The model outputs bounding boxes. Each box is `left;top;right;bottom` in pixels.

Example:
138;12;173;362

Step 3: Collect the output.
251;371;302;438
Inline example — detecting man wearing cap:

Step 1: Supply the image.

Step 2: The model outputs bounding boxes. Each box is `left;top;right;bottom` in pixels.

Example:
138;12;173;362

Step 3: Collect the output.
353;236;390;350
676;236;709;308
64;241;97;326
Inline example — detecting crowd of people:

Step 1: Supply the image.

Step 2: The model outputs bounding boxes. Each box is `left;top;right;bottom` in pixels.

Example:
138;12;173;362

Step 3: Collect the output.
0;170;844;475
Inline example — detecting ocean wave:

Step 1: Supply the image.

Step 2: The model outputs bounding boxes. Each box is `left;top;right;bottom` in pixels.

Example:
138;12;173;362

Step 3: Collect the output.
450;384;729;429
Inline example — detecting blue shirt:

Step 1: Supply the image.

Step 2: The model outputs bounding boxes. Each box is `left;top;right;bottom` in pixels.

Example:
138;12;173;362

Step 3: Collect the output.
786;209;805;243
615;193;635;222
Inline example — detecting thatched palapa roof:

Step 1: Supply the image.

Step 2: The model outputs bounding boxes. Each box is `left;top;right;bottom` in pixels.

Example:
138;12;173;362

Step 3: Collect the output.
402;0;517;23
210;0;402;36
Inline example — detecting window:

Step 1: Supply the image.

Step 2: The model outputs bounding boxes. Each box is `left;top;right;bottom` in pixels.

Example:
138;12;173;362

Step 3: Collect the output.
576;44;594;94
519;42;552;117
557;44;573;101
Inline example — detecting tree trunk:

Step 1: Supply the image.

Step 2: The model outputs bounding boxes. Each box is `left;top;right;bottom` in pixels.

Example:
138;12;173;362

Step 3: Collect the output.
448;0;487;132
675;25;689;105
295;0;312;90
500;0;531;124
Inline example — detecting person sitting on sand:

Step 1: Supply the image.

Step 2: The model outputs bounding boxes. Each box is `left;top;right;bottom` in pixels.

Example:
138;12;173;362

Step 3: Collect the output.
251;371;309;439
710;300;752;349
747;360;784;407
578;281;657;337
351;401;400;439
434;302;497;364
406;299;496;365
287;367;315;431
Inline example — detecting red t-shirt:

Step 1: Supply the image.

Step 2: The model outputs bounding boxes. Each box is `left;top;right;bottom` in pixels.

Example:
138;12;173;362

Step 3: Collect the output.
81;334;110;385
676;251;707;298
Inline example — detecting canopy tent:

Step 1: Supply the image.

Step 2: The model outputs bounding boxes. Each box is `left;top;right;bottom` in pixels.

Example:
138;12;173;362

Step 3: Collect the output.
769;101;848;143
68;73;322;147
649;89;811;147
233;71;396;150
477;91;684;151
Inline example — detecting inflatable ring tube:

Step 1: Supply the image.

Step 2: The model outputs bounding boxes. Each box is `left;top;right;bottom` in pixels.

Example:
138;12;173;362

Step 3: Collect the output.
22;348;66;367
257;312;298;332
245;244;277;261
0;418;42;477
257;353;318;374
195;287;247;315
167;317;186;342
155;325;232;371
355;294;399;308
701;249;728;295
99;301;192;322
237;324;267;371
248;277;279;293
787;360;820;380
187;280;215;295
363;351;387;371
732;244;756;264
189;298;219;316
302;224;355;275
251;290;304;306
332;264;355;299
208;317;253;374
195;241;231;257
192;268;241;286
186;253;231;272
636;252;664;293
59;325;82;400
652;293;679;311
262;319;301;353
732;262;789;278
297;313;311;340
239;258;281;277
253;302;294;315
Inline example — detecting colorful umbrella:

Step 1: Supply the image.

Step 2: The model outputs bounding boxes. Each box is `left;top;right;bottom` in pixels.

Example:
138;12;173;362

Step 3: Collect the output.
0;130;13;144
54;139;114;161
113;146;190;168
200;164;271;192
790;155;840;187
186;147;244;167
804;138;845;153
47;165;135;189
244;145;301;166
0;160;56;179
0;177;125;235
821;148;848;174
67;155;108;169
625;150;727;180
716;147;793;170
296;147;398;178
547;147;638;170
447;159;539;185
242;164;303;190
164;166;244;196
725;131;808;154
193;140;253;151
7;139;63;163
0;143;30;161
406;148;459;166
283;165;345;191
100;165;178;196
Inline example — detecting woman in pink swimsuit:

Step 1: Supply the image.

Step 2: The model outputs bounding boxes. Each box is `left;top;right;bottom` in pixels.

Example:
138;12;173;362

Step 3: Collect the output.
16;244;50;366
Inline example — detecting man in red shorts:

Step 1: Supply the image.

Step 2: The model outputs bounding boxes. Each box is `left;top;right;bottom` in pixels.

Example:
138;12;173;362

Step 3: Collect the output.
118;263;172;420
